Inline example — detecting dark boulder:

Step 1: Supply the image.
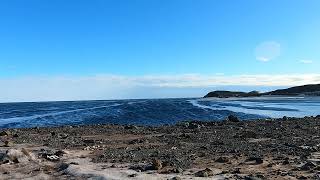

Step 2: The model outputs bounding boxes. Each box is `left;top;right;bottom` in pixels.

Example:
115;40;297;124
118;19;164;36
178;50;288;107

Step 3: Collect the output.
0;131;10;136
226;115;240;122
215;156;229;163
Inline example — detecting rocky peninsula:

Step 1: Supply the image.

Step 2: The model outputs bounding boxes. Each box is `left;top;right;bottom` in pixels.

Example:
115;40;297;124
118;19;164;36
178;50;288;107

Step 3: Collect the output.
1;116;320;179
204;84;320;98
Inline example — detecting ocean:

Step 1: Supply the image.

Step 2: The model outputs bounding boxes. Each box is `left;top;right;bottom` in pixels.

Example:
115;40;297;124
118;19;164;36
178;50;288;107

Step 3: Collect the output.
0;96;319;128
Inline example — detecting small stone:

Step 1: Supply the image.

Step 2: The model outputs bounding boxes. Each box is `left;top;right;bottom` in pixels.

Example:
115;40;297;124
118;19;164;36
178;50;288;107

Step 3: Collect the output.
245;157;263;165
54;150;66;157
232;168;241;174
282;159;290;165
300;162;317;171
4;141;13;147
58;133;68;139
195;168;214;177
188;123;201;129
294;125;301;129
57;163;69;171
226;115;240;122
282;116;288;120
0;131;10;136
215;156;229;163
128;174;137;177
297;175;308;179
83;139;95;145
152;159;162;170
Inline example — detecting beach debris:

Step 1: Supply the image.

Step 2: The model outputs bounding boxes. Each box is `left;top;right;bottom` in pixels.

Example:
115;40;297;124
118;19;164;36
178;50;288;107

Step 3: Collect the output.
45;155;60;162
83;145;101;151
195;168;214;177
38;149;62;161
226;115;240;122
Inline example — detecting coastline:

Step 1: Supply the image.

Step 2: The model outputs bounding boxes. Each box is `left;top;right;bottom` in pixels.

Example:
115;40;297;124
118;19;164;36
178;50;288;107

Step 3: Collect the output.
1;116;320;179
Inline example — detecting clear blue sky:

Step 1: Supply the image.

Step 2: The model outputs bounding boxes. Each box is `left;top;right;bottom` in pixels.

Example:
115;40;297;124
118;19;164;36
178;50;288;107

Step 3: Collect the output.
0;0;320;101
1;0;319;76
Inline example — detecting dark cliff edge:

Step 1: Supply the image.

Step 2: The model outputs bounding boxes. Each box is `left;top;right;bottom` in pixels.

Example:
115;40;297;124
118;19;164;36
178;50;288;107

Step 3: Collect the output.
204;84;320;98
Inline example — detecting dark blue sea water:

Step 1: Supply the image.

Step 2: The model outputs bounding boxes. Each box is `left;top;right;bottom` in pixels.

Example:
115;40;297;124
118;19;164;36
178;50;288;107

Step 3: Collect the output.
0;96;319;128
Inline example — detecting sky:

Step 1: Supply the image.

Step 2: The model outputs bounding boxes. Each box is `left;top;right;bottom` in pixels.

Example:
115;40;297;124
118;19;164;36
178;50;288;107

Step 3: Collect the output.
0;0;320;102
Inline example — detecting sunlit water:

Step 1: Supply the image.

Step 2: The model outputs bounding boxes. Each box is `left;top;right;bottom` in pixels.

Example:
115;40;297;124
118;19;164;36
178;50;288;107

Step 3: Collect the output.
0;96;319;128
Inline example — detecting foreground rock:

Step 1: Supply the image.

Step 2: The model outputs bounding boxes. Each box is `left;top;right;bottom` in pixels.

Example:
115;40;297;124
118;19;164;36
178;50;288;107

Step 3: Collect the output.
1;116;320;179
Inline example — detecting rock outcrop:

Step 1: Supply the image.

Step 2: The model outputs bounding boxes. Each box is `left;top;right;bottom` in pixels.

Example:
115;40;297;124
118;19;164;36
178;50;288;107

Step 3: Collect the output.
204;84;320;98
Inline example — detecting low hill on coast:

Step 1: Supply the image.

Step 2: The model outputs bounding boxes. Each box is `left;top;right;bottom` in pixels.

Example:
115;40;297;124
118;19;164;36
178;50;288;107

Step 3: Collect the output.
204;84;320;98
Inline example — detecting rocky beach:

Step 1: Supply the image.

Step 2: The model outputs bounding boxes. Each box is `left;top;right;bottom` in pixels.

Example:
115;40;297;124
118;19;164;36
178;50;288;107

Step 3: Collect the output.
1;116;320;179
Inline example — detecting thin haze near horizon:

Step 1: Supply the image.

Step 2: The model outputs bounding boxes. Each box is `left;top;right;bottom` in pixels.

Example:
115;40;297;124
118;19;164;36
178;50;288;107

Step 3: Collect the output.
0;0;320;102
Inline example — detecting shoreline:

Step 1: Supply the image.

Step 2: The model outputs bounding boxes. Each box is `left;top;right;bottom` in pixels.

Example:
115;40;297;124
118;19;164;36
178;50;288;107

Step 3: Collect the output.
1;116;320;179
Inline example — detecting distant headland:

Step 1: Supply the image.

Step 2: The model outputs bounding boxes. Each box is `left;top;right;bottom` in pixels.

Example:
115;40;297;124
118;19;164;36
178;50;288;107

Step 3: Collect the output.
204;84;320;98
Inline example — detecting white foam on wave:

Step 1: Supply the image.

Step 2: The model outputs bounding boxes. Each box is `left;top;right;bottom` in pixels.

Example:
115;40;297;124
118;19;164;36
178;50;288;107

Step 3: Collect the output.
189;97;320;118
188;100;216;110
0;103;123;126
